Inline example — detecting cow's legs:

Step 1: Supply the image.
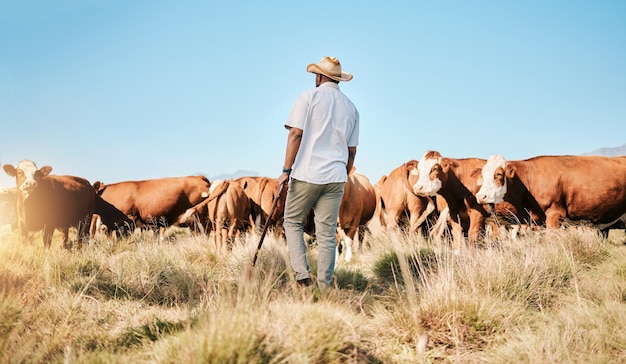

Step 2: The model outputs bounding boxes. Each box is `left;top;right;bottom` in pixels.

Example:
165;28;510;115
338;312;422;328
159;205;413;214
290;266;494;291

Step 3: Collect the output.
219;228;228;251
450;221;464;254
509;224;520;240
78;215;92;247
213;229;220;251
43;225;55;248
90;215;101;238
215;218;227;252
384;211;401;232
228;219;243;248
18;222;29;244
343;236;354;262
429;206;450;240
342;225;358;263
545;207;565;229
357;225;369;253
59;228;70;249
334;229;342;266
410;198;435;238
467;210;484;249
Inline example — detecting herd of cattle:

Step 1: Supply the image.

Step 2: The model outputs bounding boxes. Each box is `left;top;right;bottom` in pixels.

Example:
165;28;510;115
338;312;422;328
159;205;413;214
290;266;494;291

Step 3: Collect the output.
1;151;625;259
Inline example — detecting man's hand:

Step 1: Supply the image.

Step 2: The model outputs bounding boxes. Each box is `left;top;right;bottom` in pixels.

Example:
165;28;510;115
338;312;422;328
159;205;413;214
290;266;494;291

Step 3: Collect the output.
277;172;290;190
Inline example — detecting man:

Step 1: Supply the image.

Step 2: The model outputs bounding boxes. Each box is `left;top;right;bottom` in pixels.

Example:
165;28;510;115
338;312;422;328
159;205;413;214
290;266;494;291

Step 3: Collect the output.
277;56;359;290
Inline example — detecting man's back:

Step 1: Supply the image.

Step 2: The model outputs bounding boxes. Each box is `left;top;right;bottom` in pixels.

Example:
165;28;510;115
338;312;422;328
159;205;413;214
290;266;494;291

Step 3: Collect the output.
286;82;359;184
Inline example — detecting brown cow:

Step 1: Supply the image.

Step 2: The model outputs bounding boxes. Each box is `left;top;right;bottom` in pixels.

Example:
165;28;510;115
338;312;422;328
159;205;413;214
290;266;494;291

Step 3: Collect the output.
378;160;435;236
468;155;531;239
90;195;135;238
210;180;251;251
411;151;491;252
178;180;250;252
92;175;212;239
475;155;626;233
235;176;286;236
336;169;377;262
3;160;95;248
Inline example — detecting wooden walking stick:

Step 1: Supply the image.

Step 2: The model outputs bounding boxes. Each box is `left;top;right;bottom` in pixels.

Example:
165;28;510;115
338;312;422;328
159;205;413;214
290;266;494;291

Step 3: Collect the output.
251;181;285;267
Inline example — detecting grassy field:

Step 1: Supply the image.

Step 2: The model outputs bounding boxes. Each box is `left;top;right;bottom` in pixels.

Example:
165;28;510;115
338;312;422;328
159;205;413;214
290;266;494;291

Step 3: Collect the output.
1;223;625;363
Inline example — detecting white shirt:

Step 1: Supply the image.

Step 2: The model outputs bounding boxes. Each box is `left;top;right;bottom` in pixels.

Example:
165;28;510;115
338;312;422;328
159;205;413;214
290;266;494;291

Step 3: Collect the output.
285;82;359;184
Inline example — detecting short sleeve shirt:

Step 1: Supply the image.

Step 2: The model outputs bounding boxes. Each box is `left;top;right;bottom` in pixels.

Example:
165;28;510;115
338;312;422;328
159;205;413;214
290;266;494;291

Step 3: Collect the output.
285;82;359;184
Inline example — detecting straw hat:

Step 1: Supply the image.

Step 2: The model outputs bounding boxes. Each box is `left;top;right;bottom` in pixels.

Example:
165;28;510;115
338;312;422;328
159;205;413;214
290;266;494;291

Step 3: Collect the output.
306;56;353;82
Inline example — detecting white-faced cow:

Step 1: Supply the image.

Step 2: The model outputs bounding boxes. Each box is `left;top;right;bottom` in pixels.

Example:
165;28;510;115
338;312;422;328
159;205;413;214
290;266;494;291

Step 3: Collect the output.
378;160;436;236
3;160;95;248
467;155;531;239
411;151;491;252
92;175;212;239
475;155;626;234
336;169;377;262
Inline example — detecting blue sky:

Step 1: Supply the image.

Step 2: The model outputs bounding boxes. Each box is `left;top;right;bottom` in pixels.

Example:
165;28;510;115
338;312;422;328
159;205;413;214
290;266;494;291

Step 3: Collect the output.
1;1;625;188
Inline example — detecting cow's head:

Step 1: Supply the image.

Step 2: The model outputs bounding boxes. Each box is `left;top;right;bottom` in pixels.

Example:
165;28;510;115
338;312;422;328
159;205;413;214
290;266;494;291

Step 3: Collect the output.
2;160;52;199
412;150;449;196
475;155;508;204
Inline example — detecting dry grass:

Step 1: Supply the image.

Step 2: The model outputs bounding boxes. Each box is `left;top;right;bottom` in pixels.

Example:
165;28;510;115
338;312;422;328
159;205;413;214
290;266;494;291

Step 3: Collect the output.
1;223;625;363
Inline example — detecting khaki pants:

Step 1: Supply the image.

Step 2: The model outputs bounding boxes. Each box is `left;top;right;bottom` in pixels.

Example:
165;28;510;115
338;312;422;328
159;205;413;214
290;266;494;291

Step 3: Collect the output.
283;179;345;289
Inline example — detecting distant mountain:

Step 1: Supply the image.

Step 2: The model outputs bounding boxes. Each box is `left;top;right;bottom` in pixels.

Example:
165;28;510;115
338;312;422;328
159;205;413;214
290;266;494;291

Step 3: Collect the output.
582;143;626;157
209;169;260;181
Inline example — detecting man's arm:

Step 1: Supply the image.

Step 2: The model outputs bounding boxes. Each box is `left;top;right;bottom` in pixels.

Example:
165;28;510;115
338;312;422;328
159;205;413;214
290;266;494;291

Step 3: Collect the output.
277;126;303;186
346;146;357;175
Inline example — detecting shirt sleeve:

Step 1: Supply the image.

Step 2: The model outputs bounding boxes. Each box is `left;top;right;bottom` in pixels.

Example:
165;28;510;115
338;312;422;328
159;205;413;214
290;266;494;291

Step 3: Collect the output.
347;109;359;147
285;93;308;130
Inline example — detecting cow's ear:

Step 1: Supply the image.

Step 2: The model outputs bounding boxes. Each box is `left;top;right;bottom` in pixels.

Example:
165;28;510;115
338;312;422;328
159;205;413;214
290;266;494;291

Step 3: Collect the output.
405;160;418;170
93;181;104;192
440;158;451;173
424;150;442;160
470;168;483;186
2;164;17;177
39;166;52;176
505;165;516;179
